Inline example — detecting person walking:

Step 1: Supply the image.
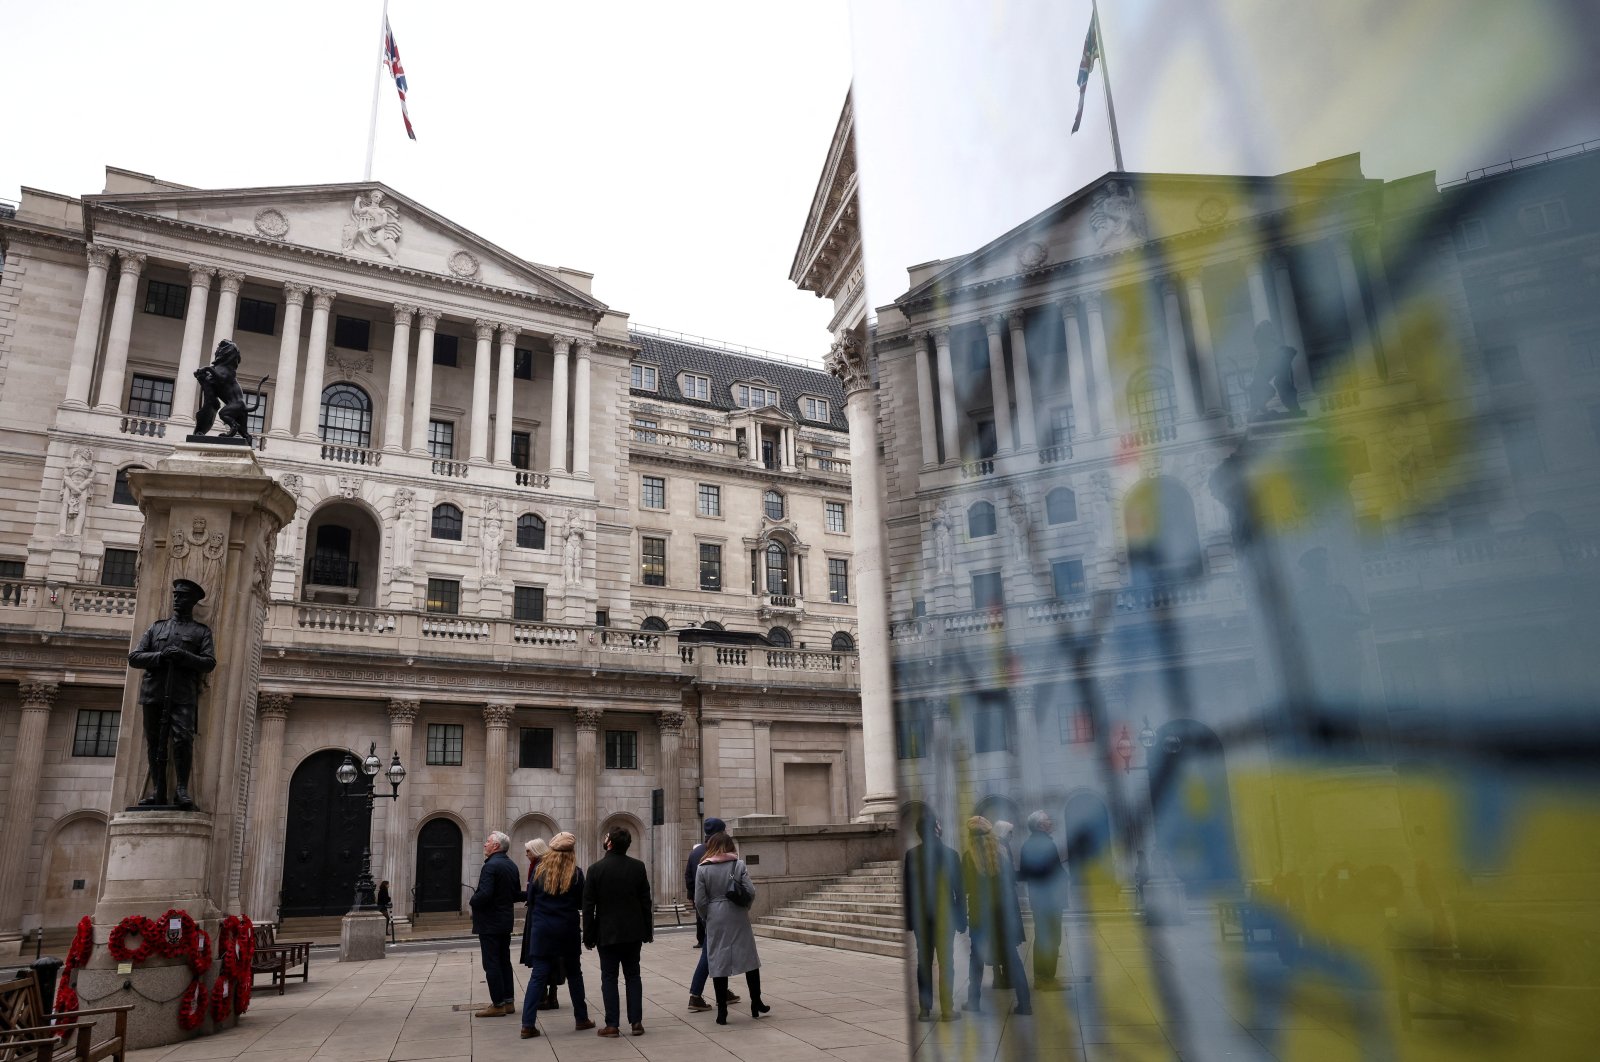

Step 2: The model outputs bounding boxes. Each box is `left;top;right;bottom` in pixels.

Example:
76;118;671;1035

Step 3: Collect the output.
523;838;565;1012
1017;811;1067;988
693;831;769;1024
904;814;965;1022
686;817;740;1011
470;831;521;1017
583;826;654;1037
963;817;1031;1016
519;832;594;1038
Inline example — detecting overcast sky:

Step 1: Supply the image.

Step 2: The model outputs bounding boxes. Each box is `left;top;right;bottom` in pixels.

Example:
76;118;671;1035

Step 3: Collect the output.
1;1;852;361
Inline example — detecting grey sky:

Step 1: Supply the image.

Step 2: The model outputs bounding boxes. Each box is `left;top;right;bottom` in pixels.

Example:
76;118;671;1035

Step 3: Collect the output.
1;1;852;360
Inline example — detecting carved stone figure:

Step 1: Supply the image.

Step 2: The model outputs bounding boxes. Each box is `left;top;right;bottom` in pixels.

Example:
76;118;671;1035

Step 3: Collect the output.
392;487;416;574
342;190;402;260
171;516;228;601
59;447;95;536
1008;501;1032;565
482;499;504;579
275;474;304;566
563;508;585;584
931;502;955;576
1247;320;1305;419
193;340;268;445
128;579;217;810
1088;180;1148;248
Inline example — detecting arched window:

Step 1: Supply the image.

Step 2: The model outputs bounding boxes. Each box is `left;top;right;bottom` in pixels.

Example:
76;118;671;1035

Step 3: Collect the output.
831;631;855;651
767;626;792;647
1045;487;1078;525
320;383;373;448
763;490;785;520
516;513;546;550
112;467;140;506
701;621;725;631
765;542;790;595
968;500;997;538
1127;370;1176;433
640;616;669;632
431;503;463;541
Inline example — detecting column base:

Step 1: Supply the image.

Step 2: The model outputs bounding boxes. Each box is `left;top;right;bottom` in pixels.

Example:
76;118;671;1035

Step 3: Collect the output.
59;398;91;411
854;793;900;823
268;428;294;440
93;403;122;414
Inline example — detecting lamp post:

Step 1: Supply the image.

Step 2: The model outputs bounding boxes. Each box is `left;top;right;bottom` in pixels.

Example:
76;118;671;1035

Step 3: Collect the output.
337;742;406;913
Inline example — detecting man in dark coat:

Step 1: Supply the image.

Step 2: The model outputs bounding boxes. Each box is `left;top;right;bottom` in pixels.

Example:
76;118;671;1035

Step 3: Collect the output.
470;830;521;1017
583;826;654;1036
1017;811;1067;987
128;578;215;809
904;814;966;1022
685;817;738;1011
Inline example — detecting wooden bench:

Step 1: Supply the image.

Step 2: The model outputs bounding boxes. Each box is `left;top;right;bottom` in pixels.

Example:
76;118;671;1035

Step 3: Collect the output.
250;924;311;995
0;970;132;1062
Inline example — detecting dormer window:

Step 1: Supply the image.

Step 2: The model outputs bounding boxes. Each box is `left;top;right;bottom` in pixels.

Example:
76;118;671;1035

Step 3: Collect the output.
631;364;658;391
735;383;778;409
680;372;710;401
800;396;831;422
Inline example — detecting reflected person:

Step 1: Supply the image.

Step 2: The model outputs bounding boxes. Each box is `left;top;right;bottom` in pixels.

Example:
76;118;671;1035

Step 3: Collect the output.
904;814;965;1022
963;816;1031;1016
1017;811;1067;988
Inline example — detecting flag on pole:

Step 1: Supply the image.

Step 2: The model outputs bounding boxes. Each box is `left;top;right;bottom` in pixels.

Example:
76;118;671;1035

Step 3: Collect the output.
1071;13;1100;134
383;18;416;140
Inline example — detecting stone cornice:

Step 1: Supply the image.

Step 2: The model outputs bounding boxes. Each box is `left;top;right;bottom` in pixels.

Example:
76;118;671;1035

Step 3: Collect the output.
0;216;86;254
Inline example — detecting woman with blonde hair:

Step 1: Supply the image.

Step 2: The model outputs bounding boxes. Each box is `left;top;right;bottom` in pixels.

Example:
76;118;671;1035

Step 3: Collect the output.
694;830;770;1024
522;838;563;1013
962;816;1030;1015
519;832;593;1037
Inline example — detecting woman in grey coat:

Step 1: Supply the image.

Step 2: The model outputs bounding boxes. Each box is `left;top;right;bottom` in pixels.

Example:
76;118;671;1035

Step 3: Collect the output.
693;831;771;1024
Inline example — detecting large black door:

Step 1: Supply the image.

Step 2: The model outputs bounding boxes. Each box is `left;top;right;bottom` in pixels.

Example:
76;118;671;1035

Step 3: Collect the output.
279;749;373;917
415;819;464;913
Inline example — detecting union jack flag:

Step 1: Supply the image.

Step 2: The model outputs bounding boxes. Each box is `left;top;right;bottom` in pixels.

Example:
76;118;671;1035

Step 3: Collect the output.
1071;13;1099;134
383;18;416;140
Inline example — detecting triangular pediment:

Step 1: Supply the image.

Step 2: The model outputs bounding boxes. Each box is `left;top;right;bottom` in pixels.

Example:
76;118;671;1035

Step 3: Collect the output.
85;180;605;310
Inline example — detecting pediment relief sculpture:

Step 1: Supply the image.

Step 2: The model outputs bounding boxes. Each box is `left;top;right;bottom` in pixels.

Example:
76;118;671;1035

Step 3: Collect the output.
1088;180;1147;249
342;190;402;260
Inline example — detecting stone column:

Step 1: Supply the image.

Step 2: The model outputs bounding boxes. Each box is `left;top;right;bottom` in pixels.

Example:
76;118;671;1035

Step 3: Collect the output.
210;270;243;354
469;320;495;464
548;335;572;474
383;698;419;924
1184;276;1224;413
825;336;898;821
1005;312;1038;450
483;704;515;840
574;708;603;867
64;245;113;409
94;251;147;412
268;285;307;438
1363;237;1405;377
408;311;439;456
933;327;959;462
383;305;414;452
911;333;940;467
1084;294;1118;435
1246;260;1274;327
1162;281;1198;421
1272;258;1313;397
1061;300;1094;438
170;266;216;427
572;341;593;478
494;326;519;466
296;288;335;440
846;723;866;819
0;679;58;946
244;692;291;924
1012;686;1042;808
983;316;1014;453
1333;239;1382;380
656;712;684;903
753;719;774;814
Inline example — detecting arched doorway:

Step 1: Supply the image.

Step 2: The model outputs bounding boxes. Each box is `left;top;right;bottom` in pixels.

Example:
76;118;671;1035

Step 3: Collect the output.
39;814;107;928
1123;477;1203;584
511;814;559;878
303;500;382;606
1061;790;1113;867
1147;720;1240;892
415;817;465;913
280;749;373;917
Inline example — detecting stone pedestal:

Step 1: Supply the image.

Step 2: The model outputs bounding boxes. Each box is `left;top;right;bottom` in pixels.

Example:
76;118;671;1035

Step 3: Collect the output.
1141;878;1188;926
339;912;388;962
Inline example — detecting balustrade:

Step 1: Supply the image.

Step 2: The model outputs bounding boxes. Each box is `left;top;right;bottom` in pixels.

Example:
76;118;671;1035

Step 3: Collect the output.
513;622;580;647
321;442;382;467
432;458;470;478
628;424;731;455
1038;444;1072;465
515;470;550;489
1120;424;1179;448
68;585;138;615
119;415;167;439
295;604;396;634
422;615;491;641
960;458;996;478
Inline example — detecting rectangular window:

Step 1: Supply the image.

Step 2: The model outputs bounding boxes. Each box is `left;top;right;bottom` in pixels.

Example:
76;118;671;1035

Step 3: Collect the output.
971;571;1005;611
433;333;459;366
1060;699;1094;744
828;558;850;603
101;548;138;588
513;585;546;622
1051;405;1076;446
1518;198;1569;235
633;418;659;445
825;501;846;534
735;384;778;408
0;559;24;579
127;374;175;419
511;431;531;470
426;723;464;766
699;543;722;591
680;373;710;401
519;727;554;769
237;297;276;335
333;316;371;351
1051;558;1086;599
689;426;713;452
631;364;658;390
975;419;998;459
1454;217;1489;252
247;394;268;439
641;475;666;510
142;279;187;319
514;347;534;381
427;420;454;460
641;536;666;586
812;447;835;471
697;483;721;517
425;578;460;615
972;696;1010;754
605;730;639;770
897;715;928;760
72;709;120;757
802;396;830;421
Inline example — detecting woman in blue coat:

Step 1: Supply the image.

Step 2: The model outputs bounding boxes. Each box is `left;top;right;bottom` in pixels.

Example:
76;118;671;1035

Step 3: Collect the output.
519;832;593;1037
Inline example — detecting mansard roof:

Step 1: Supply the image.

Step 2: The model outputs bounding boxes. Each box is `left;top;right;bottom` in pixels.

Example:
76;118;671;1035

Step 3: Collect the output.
628;330;848;432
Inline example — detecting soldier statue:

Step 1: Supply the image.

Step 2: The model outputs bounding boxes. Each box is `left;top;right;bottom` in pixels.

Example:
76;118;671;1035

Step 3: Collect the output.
128;578;217;810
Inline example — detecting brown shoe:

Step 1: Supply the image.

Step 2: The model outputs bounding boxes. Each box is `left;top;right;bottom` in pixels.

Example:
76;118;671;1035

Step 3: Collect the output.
575;1019;596;1031
597;1026;621;1037
474;1004;512;1018
631;1022;645;1036
520;1027;540;1038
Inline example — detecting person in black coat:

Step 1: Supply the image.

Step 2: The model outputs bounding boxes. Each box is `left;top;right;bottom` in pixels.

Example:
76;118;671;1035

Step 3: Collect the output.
963;816;1030;1016
583;826;654;1036
469;831;522;1017
518;832;593;1037
685;816;738;1011
1017;811;1067;987
904;814;966;1022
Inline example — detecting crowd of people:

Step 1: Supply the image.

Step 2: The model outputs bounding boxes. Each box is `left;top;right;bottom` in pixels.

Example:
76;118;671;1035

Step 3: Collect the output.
467;819;769;1040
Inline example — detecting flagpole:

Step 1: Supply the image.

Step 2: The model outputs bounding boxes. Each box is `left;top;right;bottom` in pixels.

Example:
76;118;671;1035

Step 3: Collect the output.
363;0;391;182
1091;0;1125;171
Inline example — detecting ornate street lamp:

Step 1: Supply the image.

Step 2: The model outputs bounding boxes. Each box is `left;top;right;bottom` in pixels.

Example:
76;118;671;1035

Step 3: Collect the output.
336;741;406;912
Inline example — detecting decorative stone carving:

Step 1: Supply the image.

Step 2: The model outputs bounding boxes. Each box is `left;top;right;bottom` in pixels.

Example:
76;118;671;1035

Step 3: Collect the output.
328;348;376;376
483;703;516;728
1007;497;1033;566
930;501;955;576
310;288;337;312
824;335;870;395
58;447;95;536
251;539;273;605
1196;196;1228;225
1018;240;1049;270
254;208;290;239
85;244;113;270
481;499;504;580
563;508;585;585
392;303;416;325
657;711;685;734
342;190;402;260
282;283;308;306
392;487;416;574
447;250;480;279
275;474;304;565
386;698;420;723
1088;180;1148;248
498;324;520;344
217;269;245;295
337;475;362;500
17;680;59;712
117;251;148;276
170;516;226;595
574;707;604;731
259;691;292;718
474;319;496;342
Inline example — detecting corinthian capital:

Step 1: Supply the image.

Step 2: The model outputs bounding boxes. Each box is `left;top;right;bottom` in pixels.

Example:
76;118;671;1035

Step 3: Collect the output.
983;315;1005;337
474;319;496;341
117;251;147;276
282;282;308;305
484;702;516;728
85;244;113;271
550;333;574;354
392;303;416;325
217;269;245;294
187;263;217;287
386;697;420;724
259;691;292;719
574;707;604;731
824;335;870;396
657;711;685;734
310;287;337;311
416;308;441;328
931;326;951;343
574;339;593;359
498;324;521;345
18;680;59;712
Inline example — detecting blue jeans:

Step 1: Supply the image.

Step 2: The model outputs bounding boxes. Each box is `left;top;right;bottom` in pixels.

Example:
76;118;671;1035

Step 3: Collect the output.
598;942;643;1027
522;951;587;1029
691;946;710;996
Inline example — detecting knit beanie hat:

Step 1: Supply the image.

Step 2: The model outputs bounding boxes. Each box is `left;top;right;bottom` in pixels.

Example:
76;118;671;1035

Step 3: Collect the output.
703;817;726;837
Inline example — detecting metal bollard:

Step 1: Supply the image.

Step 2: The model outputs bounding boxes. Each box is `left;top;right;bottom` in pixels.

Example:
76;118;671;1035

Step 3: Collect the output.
32;955;63;1013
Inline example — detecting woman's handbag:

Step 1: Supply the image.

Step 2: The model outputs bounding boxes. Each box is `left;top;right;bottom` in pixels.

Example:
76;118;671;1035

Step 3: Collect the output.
725;861;755;908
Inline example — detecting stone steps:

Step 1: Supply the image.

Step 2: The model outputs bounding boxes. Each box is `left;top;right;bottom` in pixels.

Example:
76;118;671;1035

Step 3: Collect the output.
754;922;904;958
753;859;905;958
762;914;902;938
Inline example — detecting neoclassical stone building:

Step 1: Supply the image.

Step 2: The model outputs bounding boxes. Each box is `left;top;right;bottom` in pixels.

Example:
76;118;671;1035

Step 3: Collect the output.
0;167;863;941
